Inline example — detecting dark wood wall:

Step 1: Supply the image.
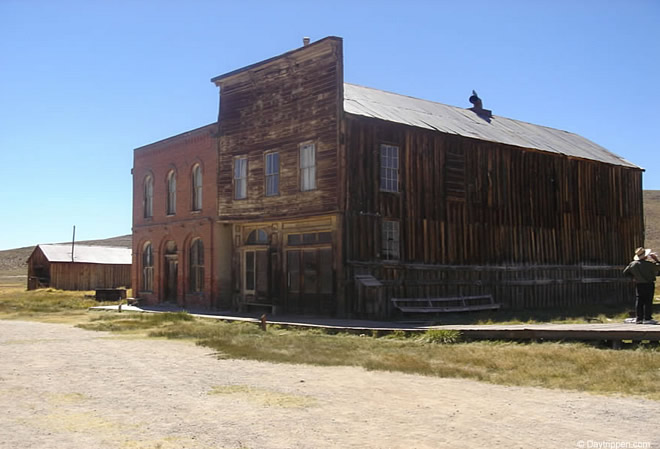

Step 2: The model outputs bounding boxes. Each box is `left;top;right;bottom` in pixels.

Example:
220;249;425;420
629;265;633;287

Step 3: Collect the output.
343;115;643;310
344;115;643;265
215;37;343;220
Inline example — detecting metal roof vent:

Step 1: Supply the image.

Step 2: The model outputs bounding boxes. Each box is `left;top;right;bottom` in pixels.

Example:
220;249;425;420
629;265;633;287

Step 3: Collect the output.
303;37;311;46
469;90;492;120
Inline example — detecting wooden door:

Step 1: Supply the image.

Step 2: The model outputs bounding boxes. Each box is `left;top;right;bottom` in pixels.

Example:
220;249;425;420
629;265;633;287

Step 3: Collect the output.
164;256;178;302
286;248;334;314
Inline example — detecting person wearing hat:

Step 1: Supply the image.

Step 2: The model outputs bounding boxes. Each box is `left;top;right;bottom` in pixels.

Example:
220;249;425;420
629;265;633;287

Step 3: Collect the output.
623;247;660;324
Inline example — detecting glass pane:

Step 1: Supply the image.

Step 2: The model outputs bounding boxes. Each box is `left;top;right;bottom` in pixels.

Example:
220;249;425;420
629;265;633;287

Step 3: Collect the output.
256;251;268;294
303;251;317;294
288;234;301;246
245;251;255;291
287;251;300;293
302;233;316;244
318;232;332;243
319;248;333;294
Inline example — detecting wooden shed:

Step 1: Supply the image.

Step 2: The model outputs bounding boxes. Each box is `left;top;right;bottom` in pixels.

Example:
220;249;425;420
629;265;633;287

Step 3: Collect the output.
27;244;132;291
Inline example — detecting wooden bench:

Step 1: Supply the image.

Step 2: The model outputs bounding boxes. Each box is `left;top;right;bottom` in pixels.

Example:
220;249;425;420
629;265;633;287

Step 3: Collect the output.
391;295;500;313
242;302;278;314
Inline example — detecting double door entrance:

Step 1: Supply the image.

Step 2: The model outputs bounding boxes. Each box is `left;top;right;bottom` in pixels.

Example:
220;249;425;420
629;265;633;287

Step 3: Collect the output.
242;247;334;315
286;248;333;315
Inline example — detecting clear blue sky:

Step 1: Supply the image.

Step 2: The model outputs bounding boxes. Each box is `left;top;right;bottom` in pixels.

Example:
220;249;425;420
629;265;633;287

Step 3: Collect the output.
1;0;658;250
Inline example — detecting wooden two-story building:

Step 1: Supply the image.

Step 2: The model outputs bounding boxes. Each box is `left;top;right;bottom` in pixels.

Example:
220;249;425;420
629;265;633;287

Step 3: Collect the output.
133;36;644;317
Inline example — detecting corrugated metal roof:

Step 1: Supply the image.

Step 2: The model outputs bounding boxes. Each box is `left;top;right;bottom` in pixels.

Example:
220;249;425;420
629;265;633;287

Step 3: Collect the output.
343;83;639;169
38;244;132;265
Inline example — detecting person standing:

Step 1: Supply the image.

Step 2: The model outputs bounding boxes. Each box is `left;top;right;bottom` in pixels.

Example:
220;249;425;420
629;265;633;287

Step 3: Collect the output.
623;247;660;324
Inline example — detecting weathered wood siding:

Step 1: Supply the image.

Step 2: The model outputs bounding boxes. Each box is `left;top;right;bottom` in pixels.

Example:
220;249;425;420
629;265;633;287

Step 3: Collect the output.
48;262;131;291
344;115;643;310
215;37;343;220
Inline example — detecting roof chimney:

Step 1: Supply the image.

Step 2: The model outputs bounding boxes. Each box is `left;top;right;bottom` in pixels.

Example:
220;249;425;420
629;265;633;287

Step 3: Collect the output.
302;37;311;46
469;90;492;120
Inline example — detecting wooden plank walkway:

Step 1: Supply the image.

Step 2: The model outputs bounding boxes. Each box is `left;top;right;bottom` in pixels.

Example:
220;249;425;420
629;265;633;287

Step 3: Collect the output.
90;305;660;345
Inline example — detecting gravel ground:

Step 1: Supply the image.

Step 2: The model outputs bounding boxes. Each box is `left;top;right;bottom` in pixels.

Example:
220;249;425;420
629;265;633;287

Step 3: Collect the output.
0;320;658;449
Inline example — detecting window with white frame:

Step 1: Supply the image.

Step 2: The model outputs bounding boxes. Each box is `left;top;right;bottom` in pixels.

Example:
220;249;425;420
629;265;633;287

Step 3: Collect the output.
142;242;153;292
192;164;202;211
265;152;279;196
234;156;247;199
300;143;316;191
167;170;176;215
189;238;204;293
382;220;400;260
380;144;399;192
143;175;153;218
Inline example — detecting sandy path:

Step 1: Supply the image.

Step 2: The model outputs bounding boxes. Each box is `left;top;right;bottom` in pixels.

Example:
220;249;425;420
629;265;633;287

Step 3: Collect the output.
0;320;658;449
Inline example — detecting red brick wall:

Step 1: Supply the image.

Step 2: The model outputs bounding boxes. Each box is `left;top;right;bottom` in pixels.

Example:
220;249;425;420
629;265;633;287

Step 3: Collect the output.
132;123;220;308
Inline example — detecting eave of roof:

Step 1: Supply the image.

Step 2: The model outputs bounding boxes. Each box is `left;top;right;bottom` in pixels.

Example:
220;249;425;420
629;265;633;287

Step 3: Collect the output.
343;83;640;169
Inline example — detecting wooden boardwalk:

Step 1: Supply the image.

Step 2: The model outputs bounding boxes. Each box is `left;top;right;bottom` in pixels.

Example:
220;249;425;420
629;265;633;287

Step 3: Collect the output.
91;305;660;346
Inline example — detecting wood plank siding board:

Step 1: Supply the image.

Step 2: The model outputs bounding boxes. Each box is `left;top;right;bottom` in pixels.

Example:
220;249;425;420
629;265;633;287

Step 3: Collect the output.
215;38;342;221
342;114;642;310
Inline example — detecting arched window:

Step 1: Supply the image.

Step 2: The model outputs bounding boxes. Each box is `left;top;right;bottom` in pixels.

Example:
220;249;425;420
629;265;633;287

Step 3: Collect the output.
246;229;268;245
167;170;176;215
189;238;204;293
143;175;153;218
142;242;153;292
192;164;202;211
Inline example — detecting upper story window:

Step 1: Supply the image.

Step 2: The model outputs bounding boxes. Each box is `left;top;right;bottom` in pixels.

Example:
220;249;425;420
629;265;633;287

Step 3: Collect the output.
382;220;400;260
234;156;247;200
167;170;176;215
192;164;202;211
380;144;399;192
142;242;153;292
300;143;316;191
143;175;153;218
265;152;280;196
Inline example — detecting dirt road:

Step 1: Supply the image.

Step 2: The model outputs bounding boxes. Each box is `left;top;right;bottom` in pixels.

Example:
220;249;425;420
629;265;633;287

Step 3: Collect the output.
0;320;658;449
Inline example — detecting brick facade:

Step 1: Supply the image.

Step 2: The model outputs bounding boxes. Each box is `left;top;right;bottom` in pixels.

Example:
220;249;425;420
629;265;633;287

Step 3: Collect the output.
132;124;231;309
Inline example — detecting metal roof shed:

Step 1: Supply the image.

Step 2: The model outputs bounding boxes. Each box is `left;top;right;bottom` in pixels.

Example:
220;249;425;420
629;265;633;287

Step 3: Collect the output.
27;244;132;291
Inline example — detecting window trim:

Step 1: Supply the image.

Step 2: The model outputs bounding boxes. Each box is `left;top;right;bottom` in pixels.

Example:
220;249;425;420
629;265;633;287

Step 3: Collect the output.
380;144;400;193
189;238;204;293
265;151;280;197
381;219;400;261
166;170;177;215
234;156;248;200
141;242;154;292
143;174;153;219
299;142;316;192
191;163;203;212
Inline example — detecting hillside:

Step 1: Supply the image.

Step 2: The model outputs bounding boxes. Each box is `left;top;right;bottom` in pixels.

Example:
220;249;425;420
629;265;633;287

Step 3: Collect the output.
1;192;659;277
0;235;132;276
644;190;660;253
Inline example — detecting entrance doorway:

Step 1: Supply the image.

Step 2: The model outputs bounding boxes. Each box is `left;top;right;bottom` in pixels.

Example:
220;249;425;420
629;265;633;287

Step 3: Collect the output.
163;241;178;303
286;248;333;314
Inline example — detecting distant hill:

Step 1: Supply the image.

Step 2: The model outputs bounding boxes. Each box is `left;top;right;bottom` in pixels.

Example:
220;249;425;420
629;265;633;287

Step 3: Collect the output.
644;190;660;253
0;235;132;276
1;192;659;276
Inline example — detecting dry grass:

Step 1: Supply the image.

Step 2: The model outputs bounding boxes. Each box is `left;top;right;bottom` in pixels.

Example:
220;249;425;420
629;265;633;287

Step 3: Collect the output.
0;281;116;324
2;279;659;400
77;313;660;400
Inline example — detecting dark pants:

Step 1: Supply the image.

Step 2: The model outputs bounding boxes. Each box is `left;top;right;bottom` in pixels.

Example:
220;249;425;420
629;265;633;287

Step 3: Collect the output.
635;283;655;322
